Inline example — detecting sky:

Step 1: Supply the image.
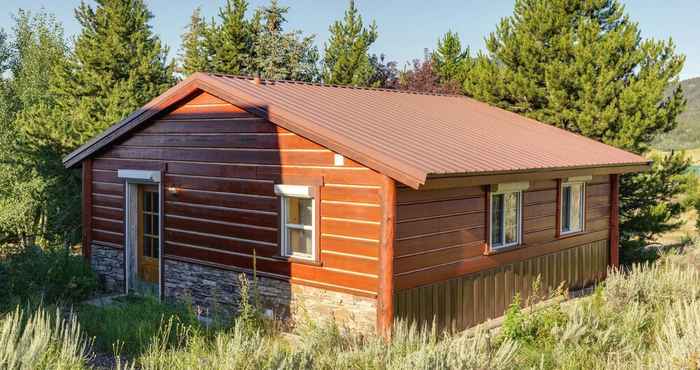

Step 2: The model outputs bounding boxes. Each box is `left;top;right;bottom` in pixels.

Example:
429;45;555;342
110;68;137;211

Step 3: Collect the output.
1;0;699;79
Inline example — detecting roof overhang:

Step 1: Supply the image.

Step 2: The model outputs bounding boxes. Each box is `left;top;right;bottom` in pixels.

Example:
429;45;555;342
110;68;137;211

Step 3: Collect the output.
63;73;652;190
63;73;428;188
420;162;652;190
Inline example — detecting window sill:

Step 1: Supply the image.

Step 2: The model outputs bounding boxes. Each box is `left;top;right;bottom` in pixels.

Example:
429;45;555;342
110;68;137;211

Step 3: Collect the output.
483;243;524;256
558;230;585;240
271;255;323;267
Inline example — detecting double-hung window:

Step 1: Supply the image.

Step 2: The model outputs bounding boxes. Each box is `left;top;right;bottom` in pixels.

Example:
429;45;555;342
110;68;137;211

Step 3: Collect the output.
560;182;585;234
490;190;522;250
274;185;316;261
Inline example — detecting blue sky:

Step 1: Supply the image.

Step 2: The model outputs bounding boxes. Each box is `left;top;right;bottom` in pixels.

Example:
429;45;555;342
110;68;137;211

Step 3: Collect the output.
1;0;699;79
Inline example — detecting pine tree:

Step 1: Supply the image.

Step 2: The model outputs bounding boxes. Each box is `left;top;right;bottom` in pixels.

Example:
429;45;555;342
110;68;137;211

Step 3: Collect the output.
51;0;175;149
249;0;319;81
322;0;378;86
432;31;470;91
209;0;254;75
463;0;688;260
179;7;210;75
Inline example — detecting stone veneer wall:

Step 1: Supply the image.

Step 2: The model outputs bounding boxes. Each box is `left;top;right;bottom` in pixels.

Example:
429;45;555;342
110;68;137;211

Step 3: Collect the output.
164;258;377;333
90;244;125;293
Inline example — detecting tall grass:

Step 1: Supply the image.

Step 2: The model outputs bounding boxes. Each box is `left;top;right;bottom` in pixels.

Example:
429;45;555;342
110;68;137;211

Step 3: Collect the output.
127;318;518;370
0;307;90;370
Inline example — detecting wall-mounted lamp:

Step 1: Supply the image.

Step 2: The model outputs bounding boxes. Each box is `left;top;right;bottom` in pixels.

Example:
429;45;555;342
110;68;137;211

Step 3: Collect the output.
167;186;179;196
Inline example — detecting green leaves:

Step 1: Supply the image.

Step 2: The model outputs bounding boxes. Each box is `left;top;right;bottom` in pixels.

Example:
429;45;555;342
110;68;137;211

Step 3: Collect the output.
322;0;378;86
52;0;175;150
179;0;319;82
462;0;689;262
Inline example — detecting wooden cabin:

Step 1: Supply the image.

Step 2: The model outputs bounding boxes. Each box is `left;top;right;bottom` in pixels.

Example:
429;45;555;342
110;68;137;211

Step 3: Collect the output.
63;73;649;334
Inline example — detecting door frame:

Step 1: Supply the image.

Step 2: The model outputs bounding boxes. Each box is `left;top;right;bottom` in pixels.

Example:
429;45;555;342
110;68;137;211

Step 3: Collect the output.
118;169;163;299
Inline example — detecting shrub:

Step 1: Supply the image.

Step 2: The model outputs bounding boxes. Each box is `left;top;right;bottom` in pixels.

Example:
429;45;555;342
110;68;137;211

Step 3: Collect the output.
78;295;200;356
0;245;98;312
0;306;90;369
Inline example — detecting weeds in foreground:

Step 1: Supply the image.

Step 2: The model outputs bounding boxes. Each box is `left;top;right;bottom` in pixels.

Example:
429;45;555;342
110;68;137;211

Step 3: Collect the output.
77;295;201;356
5;249;700;369
0;306;90;370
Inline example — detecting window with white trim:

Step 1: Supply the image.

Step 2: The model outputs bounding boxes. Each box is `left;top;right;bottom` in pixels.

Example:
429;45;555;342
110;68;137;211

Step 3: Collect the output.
490;191;522;250
275;185;316;260
561;182;585;234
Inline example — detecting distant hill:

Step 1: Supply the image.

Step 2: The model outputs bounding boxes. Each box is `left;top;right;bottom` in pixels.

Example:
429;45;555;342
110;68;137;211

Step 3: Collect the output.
652;77;700;150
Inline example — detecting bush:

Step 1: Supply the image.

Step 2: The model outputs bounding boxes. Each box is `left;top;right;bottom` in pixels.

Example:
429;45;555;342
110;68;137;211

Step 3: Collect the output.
0;245;98;312
78;295;201;356
0;306;90;369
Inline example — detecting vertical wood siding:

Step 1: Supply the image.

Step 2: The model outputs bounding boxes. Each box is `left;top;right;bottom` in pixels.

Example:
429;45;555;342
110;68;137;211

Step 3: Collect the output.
394;239;609;331
89;91;384;297
394;176;610;291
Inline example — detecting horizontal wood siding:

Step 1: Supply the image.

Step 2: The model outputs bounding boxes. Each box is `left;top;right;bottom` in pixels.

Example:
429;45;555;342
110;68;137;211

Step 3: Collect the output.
395;175;610;290
394;239;609;331
90;92;384;297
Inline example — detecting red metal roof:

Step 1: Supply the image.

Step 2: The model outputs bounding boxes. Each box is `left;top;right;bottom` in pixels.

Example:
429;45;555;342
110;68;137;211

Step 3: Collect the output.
64;73;649;188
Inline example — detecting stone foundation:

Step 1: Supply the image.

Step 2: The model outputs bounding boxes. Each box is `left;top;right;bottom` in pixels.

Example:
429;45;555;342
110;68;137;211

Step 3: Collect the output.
163;258;377;333
90;244;125;293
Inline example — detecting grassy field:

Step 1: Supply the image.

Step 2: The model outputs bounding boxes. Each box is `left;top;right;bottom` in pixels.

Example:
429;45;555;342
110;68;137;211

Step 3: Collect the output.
2;246;700;369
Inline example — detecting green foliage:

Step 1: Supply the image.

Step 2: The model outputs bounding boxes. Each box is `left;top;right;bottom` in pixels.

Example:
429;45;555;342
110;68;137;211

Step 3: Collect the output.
179;0;319;81
463;0;689;262
0;307;90;369
249;1;319;81
0;10;80;246
178;7;210;76
78;295;200;356
0;246;98;312
51;0;175;150
464;0;685;154
432;31;471;91
234;272;266;336
322;0;378;86
500;293;568;347
620;151;692;263
208;0;254;75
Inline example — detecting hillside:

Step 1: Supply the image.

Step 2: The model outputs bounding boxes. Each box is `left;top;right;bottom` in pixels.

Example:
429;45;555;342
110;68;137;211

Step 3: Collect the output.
653;77;700;150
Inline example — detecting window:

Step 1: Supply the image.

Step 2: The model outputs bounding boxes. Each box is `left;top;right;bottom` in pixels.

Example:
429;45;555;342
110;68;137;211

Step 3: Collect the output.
275;185;316;260
561;182;585;234
490;191;522;250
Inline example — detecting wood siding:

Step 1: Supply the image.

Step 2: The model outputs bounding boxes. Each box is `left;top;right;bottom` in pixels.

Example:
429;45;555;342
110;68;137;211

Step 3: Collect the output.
394;239;609;331
394;175;611;291
88;91;384;297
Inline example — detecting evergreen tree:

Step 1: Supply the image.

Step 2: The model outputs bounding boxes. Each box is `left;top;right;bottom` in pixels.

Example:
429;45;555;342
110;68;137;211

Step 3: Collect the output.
249;0;319;81
51;0;175;149
322;0;378;86
209;0;254;75
179;7;210;75
463;0;687;260
432;31;470;92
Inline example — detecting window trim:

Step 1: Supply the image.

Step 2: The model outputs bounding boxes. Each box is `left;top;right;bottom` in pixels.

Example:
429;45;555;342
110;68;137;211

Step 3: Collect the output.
274;184;320;263
559;181;586;236
488;189;523;251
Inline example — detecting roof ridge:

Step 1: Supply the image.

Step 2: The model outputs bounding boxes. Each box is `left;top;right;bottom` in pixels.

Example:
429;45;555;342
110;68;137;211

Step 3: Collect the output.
206;73;467;98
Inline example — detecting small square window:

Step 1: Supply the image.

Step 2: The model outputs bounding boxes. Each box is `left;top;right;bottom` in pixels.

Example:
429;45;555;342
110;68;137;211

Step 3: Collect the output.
490;190;522;250
561;182;585;234
276;185;316;260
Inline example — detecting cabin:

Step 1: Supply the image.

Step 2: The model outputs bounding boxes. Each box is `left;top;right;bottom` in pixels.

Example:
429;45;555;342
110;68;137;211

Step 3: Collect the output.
63;73;649;334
